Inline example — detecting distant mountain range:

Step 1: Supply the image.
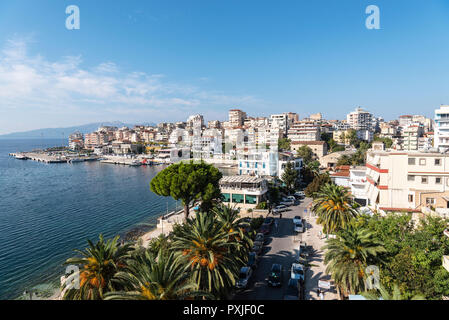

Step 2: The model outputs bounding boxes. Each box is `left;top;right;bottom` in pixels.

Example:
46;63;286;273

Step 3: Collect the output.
0;121;156;139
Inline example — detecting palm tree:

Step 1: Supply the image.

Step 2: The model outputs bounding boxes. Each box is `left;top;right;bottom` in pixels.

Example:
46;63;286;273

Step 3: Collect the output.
362;283;425;300
323;225;386;297
312;183;359;234
171;212;243;299
105;249;207;300
212;204;253;257
62;234;132;300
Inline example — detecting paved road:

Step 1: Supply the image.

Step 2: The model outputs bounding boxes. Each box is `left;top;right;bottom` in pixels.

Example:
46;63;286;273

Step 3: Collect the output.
234;198;312;300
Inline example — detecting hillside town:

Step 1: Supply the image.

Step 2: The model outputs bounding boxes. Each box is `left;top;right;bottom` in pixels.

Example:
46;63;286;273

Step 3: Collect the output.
63;106;449;220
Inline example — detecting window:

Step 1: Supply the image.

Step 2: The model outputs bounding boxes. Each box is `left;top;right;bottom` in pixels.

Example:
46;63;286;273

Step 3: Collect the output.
426;198;435;205
245;195;257;204
407;175;415;181
408;194;413;202
436;177;442;184
408;158;415;165
422;177;428;184
419;158;426;165
435;158;441;166
222;193;230;203
232;194;244;204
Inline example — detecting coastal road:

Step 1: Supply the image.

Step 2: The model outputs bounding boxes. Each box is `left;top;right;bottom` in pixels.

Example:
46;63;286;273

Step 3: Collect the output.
234;198;312;300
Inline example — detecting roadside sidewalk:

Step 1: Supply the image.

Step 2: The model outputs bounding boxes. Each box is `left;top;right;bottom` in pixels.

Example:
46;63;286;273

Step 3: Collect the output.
303;211;339;300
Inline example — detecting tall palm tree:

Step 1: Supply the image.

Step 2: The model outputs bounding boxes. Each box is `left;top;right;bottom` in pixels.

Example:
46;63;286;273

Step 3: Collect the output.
212;204;253;257
62;234;132;300
312;183;359;234
171;212;243;299
105;249;207;300
362;283;425;300
323;225;386;297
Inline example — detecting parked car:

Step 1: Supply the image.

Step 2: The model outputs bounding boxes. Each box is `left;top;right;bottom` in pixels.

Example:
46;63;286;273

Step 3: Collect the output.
259;224;271;235
252;243;263;256
293;216;302;225
294;222;304;233
284;278;300;300
286;196;296;201
273;205;288;214
255;233;265;243
236;266;253;289
247;252;258;270
281;199;295;206
294;191;305;199
291;263;305;282
267;264;283;287
253;240;264;247
263;217;275;226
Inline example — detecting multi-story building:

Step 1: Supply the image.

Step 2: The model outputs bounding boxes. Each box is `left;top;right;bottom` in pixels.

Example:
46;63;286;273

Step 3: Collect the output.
402;124;424;151
349;166;368;206
229;109;247;128
237;151;303;178
220;175;268;211
435;105;449;152
68;131;84;150
270;113;289;136
365;147;449;214
287;121;320;142
399;115;414;128
187;114;204;130
310;113;322;121
291;141;328;159
346;107;373;131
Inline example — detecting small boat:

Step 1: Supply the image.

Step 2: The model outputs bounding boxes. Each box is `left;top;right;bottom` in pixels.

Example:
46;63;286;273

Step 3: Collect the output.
129;160;142;167
15;154;28;160
68;158;84;163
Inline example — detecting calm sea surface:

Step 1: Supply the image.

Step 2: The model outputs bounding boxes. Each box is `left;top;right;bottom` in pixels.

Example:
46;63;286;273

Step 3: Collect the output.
0;139;177;299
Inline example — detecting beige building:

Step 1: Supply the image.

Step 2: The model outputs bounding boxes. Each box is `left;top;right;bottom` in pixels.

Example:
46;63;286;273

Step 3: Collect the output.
310;113;322;121
229;109;247;128
366;149;449;214
291;141;328;160
288;121;320;142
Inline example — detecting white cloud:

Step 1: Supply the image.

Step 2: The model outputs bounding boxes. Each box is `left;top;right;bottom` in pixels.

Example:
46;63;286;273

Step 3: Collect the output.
0;37;265;134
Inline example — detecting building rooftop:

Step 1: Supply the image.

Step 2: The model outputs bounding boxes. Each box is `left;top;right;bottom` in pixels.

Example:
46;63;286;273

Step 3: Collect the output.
220;175;266;184
291;141;326;145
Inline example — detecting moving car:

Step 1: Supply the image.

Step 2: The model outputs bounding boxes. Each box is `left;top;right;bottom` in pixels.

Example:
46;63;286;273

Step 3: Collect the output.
236;266;253;289
291;263;305;282
293;216;302;225
283;278;300;300
247;252;258;270
267;264;283;287
294;222;304;233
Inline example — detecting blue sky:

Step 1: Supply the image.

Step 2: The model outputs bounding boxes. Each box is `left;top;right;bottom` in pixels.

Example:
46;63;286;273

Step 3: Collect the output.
1;0;449;134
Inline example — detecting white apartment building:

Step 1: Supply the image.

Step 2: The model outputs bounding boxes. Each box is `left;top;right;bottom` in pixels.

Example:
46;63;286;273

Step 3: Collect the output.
287;121;320;142
435;105;449;152
350;166;368;206
237;151;303;178
346;107;373;131
401;124;424;151
270;113;289;136
365;148;449;214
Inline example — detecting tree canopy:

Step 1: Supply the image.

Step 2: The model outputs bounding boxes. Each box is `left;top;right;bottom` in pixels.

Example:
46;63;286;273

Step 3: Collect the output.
281;161;299;193
150;161;223;220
